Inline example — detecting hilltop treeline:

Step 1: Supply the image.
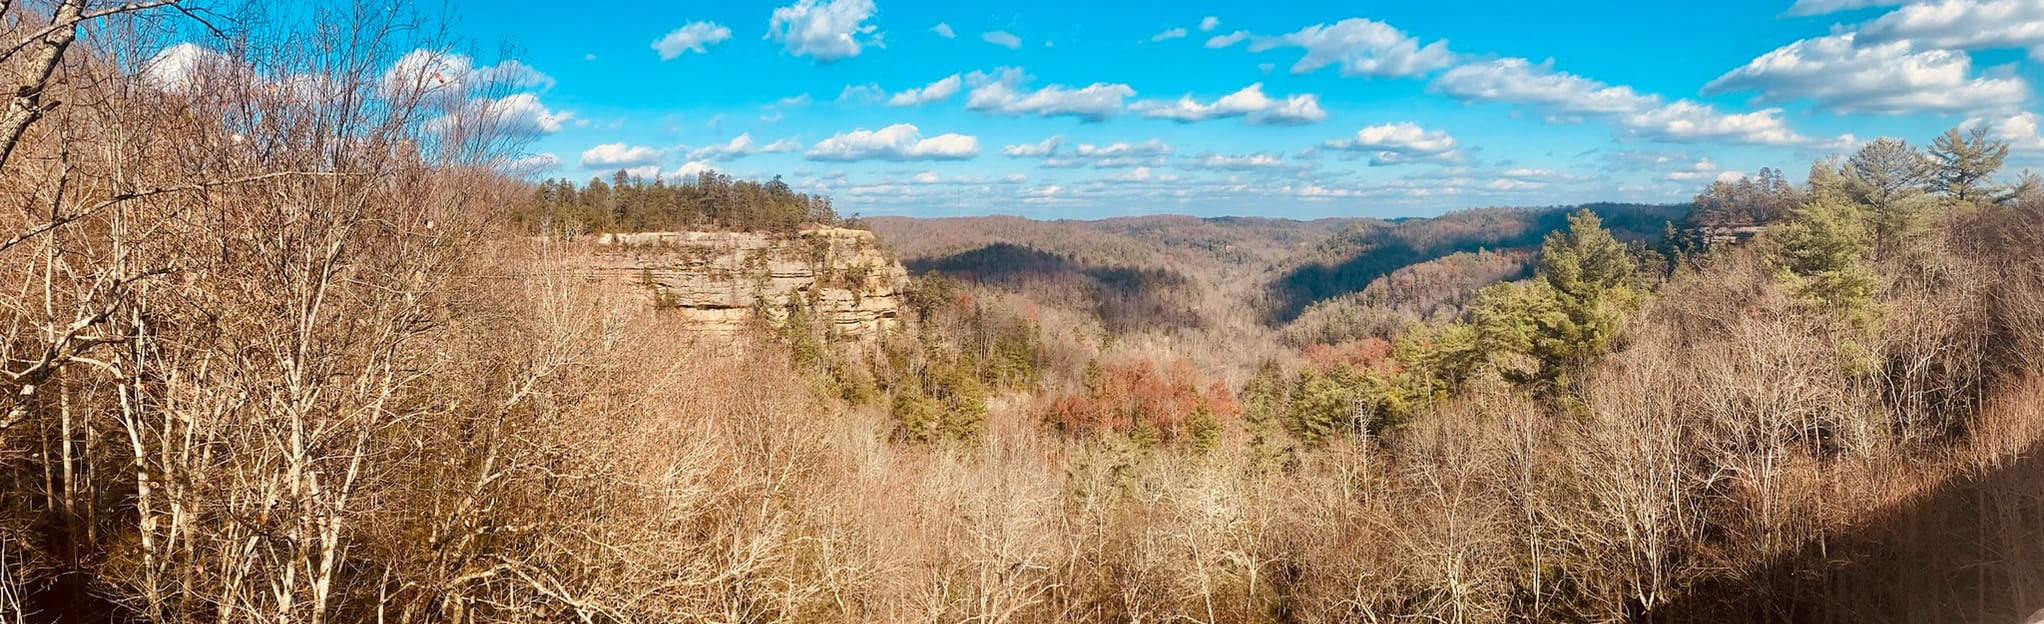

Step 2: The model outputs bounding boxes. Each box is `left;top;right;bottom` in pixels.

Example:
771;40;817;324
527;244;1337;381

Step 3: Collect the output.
516;170;848;234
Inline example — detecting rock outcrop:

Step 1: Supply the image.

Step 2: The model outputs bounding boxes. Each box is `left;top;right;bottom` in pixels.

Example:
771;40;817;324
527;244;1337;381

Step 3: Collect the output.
585;228;908;338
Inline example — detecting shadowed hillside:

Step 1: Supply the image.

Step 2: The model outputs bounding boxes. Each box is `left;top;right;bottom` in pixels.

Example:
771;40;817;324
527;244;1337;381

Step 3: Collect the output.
1658;440;2044;623
907;243;1202;334
1264;203;1688;323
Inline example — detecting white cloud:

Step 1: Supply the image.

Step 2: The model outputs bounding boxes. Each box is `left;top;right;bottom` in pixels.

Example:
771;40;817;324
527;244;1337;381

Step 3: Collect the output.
581;142;666;168
1433;57;1654;118
983;31;1023;49
1151;28;1188;42
931;22;956;38
805;124;980;161
965;67;1134;121
838;83;885;103
501;153;562;177
1262;94;1329;125
427;93;573;137
1130;83;1326;125
141;43;231;89
619;165;661;180
1322;122;1463;165
1001;136;1064;157
1857;0;2044;54
1206;31;1250;48
1661;158;1743;183
1596;149;1693;171
1968;111;2044;150
652;22;732;59
1783;0;1904;16
767;0;880;61
1248;18;1454;77
1200;16;1220;32
1705;33;2030;115
1105;167;1183;182
380;49;554;97
1432;57;1819;146
688;133;801;161
1042;140;1172;168
886;74;962;106
1616;101;1805;146
1184;152;1291;170
667;161;716;181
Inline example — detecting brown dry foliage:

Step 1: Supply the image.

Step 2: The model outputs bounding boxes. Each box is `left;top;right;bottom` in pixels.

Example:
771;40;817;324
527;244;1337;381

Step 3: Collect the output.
0;3;2039;623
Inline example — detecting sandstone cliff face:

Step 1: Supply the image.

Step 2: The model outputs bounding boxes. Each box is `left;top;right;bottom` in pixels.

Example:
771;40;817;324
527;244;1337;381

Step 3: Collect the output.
586;228;908;338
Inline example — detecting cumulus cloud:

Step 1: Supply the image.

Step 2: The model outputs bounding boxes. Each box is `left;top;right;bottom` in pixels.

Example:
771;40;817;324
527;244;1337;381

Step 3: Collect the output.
1151;28;1188;42
141;43;233;89
838;83;885;103
1783;0;1904;16
668;161;717;180
581;142;666;168
1042;140;1172;168
1104;167;1184;182
1183;152;1291;170
1706;33;2030;115
1001;136;1064;157
1247;18;1454;77
1968;111;2044;150
1661;157;1743;183
617;165;661;180
688;133;801;161
887;74;963;105
1596;149;1693;172
1615;102;1805;146
1432;57;1819;146
1857;0;2044;55
1206;31;1250;48
931;22;956;38
1433;57;1653;118
767;0;880;61
983;31;1023;49
1131;83;1326;125
380;49;554;97
966;67;1134;121
501;153;563;177
1263;95;1329;125
1322;122;1463;165
805;124;980;161
652;22;732;59
1200;16;1220;32
427;93;573;137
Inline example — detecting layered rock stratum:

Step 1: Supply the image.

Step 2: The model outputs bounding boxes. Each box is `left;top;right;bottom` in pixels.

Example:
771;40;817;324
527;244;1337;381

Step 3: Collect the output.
582;228;908;338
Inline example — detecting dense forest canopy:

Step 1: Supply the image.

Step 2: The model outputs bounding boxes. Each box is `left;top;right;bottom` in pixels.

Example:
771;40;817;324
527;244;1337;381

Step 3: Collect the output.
516;169;851;234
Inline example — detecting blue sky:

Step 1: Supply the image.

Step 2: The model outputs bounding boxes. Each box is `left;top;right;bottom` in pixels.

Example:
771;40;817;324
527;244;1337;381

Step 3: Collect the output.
388;1;2044;217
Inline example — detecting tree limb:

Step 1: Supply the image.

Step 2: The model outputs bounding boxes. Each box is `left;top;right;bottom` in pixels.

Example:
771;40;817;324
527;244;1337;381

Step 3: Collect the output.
0;170;363;255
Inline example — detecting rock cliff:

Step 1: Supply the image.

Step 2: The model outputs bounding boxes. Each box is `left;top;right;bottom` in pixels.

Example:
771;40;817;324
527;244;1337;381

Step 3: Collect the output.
585;228;908;338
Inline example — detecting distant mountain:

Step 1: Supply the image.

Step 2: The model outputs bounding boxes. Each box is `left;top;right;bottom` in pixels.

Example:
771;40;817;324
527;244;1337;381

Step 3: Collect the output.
1264;203;1688;323
871;205;1686;340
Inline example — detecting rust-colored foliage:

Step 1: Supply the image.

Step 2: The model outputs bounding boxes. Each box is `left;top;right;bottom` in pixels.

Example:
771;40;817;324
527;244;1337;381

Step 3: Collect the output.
1301;337;1396;373
1045;357;1233;442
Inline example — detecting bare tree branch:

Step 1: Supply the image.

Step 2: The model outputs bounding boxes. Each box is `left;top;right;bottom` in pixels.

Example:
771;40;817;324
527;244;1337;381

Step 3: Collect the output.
0;171;362;255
